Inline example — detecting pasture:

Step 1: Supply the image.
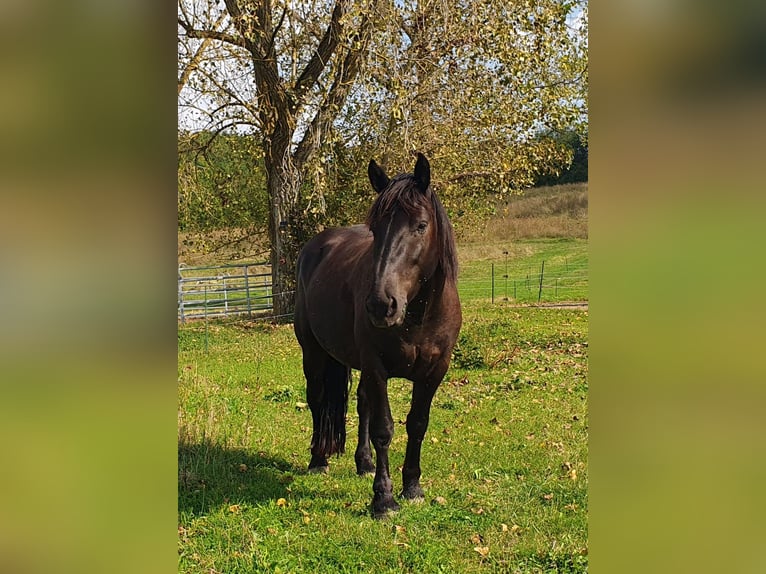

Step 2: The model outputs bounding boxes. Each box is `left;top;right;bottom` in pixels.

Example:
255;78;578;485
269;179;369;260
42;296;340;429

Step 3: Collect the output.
178;187;588;572
178;259;587;572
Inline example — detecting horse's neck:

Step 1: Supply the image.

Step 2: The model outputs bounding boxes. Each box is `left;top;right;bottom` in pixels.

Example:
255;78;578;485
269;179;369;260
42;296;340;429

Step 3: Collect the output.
407;267;449;325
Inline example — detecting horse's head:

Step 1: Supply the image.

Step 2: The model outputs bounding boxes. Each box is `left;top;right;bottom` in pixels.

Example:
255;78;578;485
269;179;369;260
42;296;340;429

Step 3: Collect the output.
364;153;443;329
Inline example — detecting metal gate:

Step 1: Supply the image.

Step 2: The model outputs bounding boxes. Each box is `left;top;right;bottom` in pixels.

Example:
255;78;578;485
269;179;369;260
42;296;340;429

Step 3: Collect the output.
178;262;272;323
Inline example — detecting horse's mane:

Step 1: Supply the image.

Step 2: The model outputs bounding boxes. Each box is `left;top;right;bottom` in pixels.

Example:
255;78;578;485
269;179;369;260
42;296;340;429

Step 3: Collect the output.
365;174;458;284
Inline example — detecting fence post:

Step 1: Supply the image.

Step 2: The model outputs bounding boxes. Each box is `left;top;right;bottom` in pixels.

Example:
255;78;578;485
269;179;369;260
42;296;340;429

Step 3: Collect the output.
491;263;495;303
204;285;209;353
222;275;228;313
178;267;185;324
503;251;509;301
537;260;545;303
244;265;252;316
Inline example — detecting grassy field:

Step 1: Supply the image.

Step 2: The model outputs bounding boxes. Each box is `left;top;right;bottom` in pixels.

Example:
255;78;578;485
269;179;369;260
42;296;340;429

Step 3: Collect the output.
457;238;588;305
178;184;588;572
178;300;588;573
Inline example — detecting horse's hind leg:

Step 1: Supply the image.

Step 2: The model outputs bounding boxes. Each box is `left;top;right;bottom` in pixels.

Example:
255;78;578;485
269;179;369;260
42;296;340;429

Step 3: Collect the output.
305;350;329;472
354;384;375;475
302;338;350;473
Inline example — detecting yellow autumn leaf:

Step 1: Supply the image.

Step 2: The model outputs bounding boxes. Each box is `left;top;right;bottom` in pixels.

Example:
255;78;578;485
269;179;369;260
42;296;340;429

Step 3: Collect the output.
473;546;490;557
276;498;287;507
228;504;241;514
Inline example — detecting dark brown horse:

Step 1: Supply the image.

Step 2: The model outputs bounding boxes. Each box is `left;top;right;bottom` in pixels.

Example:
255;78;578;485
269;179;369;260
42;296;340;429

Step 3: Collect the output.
294;153;462;517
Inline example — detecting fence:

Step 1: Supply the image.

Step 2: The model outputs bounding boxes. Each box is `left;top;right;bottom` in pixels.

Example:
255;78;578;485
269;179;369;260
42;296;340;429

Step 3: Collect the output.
178;262;273;323
178;255;587;323
458;257;588;304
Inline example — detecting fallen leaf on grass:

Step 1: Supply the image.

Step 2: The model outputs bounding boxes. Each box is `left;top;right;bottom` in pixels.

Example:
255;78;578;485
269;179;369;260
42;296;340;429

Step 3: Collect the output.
473;546;490;557
276;498;287;507
470;533;484;545
228;504;241;514
393;524;409;546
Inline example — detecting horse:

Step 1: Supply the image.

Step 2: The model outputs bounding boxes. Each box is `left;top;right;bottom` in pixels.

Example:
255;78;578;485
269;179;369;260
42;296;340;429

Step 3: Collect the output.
293;153;462;518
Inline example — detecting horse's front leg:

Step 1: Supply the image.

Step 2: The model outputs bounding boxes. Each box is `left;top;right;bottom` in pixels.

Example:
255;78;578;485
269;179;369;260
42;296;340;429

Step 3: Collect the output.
401;379;440;501
360;369;399;517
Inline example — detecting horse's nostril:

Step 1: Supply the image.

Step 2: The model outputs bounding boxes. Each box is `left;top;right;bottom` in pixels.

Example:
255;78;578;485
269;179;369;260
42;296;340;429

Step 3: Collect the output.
387;296;398;317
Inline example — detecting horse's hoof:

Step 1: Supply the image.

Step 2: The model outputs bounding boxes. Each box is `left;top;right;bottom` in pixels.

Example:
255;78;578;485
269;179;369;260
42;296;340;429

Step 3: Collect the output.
356;461;375;476
307;465;329;474
355;456;375;476
401;485;425;501
372;497;400;519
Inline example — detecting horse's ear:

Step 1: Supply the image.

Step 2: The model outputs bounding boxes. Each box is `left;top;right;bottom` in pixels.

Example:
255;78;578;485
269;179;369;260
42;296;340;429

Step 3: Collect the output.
368;159;390;194
413;153;430;192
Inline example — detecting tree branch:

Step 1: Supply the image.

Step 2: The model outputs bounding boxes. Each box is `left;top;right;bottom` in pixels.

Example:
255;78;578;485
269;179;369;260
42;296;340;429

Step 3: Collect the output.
178;17;249;50
178;13;229;94
292;0;348;104
294;3;378;168
223;0;292;143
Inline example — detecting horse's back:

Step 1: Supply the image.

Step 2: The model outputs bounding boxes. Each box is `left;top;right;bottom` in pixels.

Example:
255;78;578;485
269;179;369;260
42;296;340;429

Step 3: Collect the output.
295;224;371;368
297;224;370;286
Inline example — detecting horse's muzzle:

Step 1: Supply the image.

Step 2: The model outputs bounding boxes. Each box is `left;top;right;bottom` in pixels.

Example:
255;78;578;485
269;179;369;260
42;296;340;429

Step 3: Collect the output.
366;292;403;328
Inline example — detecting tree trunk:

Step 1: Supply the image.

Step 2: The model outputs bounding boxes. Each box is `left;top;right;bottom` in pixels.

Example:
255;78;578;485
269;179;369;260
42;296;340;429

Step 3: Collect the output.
265;145;302;321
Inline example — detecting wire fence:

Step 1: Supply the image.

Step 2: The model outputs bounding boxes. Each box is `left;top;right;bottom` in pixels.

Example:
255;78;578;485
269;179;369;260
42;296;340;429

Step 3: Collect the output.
458;257;588;304
178;254;588;323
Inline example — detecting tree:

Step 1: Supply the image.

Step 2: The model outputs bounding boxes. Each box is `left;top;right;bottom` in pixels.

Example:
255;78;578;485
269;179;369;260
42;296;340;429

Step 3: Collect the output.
178;130;268;234
179;0;383;318
335;0;588;222
178;0;588;316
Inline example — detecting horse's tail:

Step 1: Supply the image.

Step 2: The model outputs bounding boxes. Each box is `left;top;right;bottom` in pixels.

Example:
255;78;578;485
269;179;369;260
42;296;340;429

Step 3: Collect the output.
310;357;351;457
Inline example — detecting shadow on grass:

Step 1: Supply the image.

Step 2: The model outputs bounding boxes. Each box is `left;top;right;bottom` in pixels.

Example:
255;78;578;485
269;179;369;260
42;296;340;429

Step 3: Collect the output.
178;438;305;516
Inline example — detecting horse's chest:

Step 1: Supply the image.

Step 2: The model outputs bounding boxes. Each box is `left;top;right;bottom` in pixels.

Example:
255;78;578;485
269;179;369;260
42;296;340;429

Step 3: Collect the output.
383;336;442;378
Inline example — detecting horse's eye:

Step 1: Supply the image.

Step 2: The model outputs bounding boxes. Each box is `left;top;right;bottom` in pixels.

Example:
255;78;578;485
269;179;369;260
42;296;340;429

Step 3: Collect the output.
416;221;428;234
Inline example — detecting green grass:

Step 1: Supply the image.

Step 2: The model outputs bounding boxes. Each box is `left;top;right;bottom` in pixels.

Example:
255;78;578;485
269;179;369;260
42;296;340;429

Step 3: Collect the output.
178;301;588;573
458;238;588;304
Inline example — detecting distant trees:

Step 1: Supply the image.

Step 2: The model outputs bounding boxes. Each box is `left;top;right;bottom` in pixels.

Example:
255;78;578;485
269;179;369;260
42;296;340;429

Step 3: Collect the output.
534;130;588;187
